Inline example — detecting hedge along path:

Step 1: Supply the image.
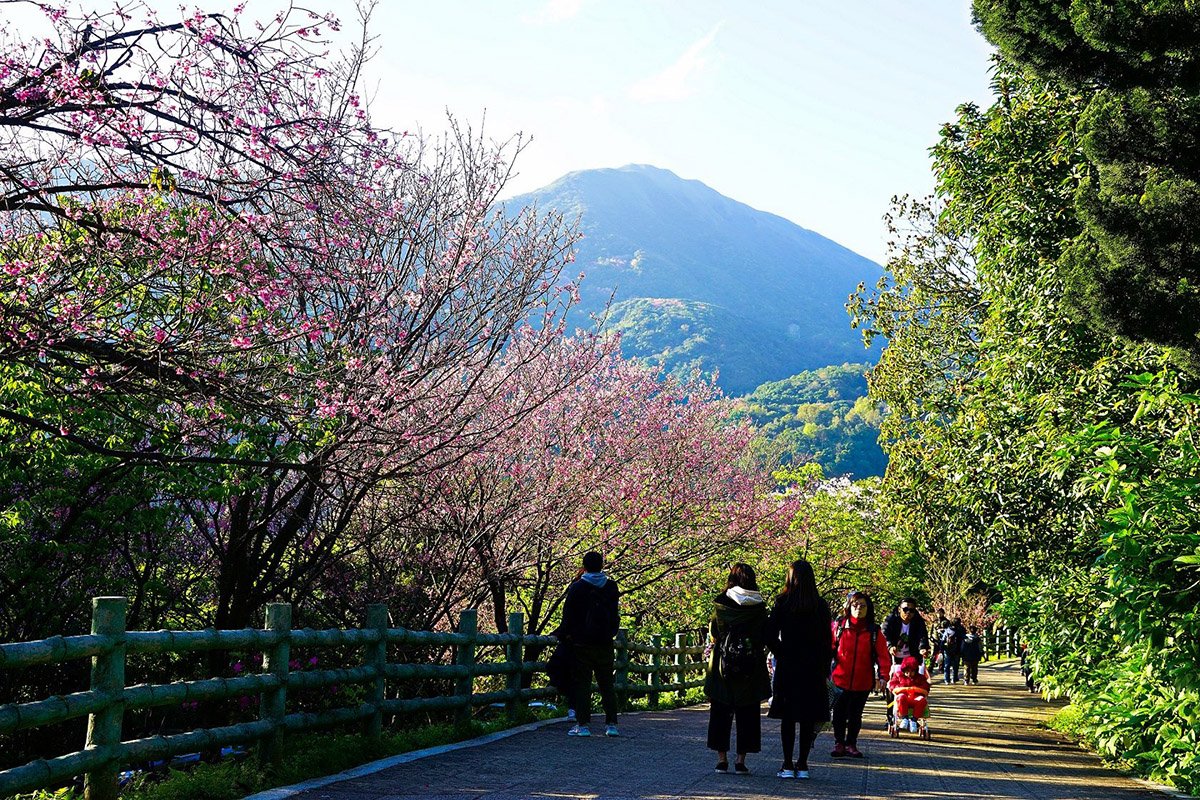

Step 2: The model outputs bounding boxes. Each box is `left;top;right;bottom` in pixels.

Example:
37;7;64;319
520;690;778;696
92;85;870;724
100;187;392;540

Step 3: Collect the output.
271;659;1180;800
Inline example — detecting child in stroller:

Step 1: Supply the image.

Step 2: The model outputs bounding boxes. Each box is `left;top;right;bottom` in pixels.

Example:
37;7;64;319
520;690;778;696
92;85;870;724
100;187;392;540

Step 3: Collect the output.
887;656;931;739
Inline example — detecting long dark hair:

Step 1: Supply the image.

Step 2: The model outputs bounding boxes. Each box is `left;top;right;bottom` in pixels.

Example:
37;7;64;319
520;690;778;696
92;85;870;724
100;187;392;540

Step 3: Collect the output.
726;562;759;591
778;559;820;613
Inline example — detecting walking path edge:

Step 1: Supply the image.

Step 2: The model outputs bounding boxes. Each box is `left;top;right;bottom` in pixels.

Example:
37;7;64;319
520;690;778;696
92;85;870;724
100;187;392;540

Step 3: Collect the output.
241;714;571;800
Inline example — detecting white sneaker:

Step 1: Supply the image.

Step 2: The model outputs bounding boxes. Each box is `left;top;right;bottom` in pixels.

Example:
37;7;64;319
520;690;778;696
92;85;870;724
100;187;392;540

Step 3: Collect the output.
567;708;576;721
567;725;590;737
796;769;810;779
776;768;795;779
605;724;620;737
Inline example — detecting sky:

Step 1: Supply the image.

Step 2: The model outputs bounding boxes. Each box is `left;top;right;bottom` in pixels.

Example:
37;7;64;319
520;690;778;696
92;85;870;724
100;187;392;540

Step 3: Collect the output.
10;1;999;264
356;1;999;264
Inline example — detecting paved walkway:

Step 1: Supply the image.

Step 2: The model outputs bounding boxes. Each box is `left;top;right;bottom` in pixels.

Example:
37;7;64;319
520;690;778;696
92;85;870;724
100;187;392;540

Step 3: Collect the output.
280;659;1179;800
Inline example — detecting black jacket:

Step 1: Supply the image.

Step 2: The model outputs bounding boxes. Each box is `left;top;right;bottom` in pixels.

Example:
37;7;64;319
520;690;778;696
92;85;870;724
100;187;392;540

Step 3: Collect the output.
704;593;770;707
559;575;620;646
882;609;930;660
960;632;983;662
764;596;831;722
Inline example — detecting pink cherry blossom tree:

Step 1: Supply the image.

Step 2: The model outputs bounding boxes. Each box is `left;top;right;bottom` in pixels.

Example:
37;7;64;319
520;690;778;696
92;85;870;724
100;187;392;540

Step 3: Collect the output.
1;2;591;632
341;339;799;639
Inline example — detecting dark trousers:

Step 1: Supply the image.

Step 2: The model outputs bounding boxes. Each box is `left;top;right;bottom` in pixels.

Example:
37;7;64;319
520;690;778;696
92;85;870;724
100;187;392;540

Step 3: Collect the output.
964;659;979;683
831;688;870;746
779;717;817;768
571;643;618;726
707;700;761;754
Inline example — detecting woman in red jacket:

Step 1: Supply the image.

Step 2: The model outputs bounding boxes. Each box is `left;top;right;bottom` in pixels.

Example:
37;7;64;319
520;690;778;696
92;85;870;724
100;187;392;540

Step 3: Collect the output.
829;591;891;758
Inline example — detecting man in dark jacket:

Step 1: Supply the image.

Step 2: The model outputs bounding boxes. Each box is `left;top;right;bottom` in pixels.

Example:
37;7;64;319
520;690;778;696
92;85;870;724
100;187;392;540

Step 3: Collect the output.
960;625;985;685
939;617;966;684
559;551;620;737
882;599;930;664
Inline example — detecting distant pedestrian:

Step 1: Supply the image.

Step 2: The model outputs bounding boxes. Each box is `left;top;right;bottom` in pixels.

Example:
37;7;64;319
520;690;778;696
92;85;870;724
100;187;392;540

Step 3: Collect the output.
829;591;891;759
764;559;831;780
939;617;965;684
960;625;985;685
1020;643;1037;693
930;607;949;669
557;551;620;737
705;562;770;775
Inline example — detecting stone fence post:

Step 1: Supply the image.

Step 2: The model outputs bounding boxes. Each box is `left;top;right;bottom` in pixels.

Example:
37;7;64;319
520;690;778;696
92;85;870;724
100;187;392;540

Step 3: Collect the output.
505;613;524;720
453;609;478;725
364;604;388;741
259;603;291;767
84;597;127;800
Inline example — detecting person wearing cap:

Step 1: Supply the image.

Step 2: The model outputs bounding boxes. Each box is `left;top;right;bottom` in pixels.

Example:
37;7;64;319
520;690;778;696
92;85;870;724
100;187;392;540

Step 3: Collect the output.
888;656;931;734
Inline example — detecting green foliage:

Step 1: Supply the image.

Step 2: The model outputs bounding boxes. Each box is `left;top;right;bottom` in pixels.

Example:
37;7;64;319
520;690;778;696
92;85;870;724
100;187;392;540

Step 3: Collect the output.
1045;704;1087;739
0;363;181;641
758;473;923;614
607;297;803;396
737;364;887;478
973;1;1200;368
854;54;1200;791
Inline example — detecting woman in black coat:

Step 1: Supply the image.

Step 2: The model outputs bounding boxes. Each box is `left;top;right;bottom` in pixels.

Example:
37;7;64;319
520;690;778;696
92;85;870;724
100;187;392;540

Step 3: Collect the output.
704;562;771;774
764;559;832;779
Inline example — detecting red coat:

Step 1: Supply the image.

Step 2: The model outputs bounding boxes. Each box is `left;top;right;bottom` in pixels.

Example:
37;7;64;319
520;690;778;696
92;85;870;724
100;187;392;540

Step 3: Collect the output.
830;617;892;691
888;668;931;697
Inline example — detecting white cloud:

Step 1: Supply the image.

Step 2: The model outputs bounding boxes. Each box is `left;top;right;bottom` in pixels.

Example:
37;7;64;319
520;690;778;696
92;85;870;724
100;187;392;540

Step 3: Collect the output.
628;24;722;103
524;0;585;25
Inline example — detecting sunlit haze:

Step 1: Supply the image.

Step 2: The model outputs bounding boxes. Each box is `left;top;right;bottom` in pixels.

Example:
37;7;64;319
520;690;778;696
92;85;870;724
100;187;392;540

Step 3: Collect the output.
14;1;998;263
357;1;998;263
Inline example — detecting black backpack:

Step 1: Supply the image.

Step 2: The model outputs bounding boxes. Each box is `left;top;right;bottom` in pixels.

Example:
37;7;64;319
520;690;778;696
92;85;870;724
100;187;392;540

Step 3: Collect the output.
719;627;758;678
582;584;614;640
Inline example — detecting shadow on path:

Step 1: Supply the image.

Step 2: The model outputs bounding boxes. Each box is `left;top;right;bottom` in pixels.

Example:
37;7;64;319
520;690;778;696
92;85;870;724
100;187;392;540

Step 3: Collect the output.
274;659;1174;800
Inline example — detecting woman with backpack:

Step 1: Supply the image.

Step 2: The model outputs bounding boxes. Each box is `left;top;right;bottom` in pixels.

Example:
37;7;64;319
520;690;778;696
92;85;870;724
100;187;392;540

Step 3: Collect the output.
704;562;770;775
764;559;831;780
829;591;891;758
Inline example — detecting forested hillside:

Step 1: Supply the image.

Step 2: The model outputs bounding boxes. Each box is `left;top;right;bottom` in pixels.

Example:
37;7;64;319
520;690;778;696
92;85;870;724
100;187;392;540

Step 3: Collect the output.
735;364;886;479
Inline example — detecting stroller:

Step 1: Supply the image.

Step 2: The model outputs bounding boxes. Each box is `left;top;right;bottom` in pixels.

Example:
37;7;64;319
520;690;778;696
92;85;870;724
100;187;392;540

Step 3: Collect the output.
886;656;931;740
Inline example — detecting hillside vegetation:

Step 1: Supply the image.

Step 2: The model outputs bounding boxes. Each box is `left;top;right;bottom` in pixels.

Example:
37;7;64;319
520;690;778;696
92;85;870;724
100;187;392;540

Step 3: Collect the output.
736;363;886;479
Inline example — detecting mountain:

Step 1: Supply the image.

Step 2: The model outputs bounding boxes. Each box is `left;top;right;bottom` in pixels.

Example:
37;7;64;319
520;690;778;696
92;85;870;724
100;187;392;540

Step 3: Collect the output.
506;164;882;396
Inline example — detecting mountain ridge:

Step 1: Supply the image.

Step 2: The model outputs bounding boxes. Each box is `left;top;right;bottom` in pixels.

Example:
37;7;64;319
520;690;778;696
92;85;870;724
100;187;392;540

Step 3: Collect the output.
506;164;882;396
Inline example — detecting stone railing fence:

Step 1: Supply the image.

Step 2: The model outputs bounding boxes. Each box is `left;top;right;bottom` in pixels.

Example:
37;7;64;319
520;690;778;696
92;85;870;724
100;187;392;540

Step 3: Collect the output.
0;597;706;800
